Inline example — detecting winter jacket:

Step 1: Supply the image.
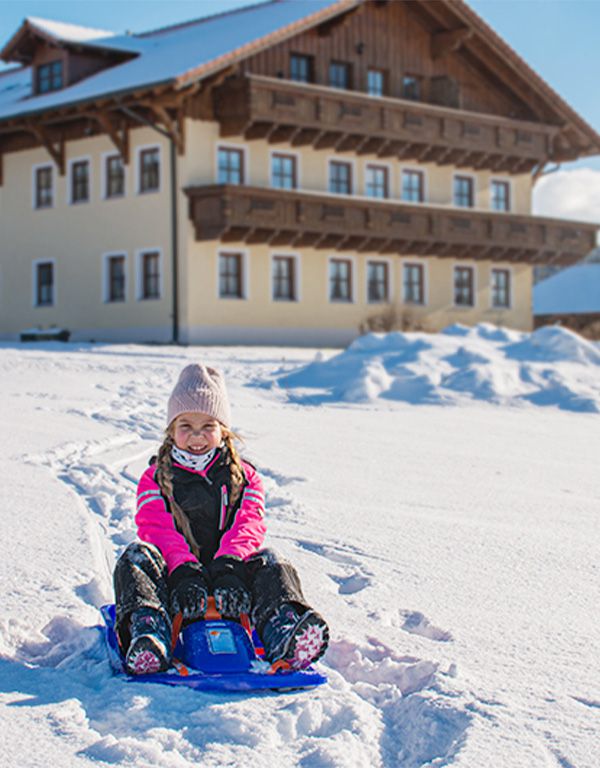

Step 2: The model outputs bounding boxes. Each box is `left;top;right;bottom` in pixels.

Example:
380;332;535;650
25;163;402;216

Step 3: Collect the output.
135;447;266;574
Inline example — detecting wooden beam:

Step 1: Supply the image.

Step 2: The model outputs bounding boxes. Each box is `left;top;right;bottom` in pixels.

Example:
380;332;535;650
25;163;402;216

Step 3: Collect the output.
145;104;185;154
89;111;130;164
24;124;65;175
314;131;341;150
431;27;473;60
291;128;321;147
267;125;298;144
244;122;272;140
335;134;363;152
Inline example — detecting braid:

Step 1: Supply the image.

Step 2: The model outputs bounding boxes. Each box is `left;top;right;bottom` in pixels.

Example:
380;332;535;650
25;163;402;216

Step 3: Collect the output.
223;431;245;513
154;432;202;561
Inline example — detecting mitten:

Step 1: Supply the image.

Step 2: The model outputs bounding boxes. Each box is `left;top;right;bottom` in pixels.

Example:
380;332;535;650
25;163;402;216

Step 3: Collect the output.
168;562;211;621
209;556;251;619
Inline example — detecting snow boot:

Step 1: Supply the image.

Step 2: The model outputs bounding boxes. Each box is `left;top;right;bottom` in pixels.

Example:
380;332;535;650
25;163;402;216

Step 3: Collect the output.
125;608;171;675
261;603;329;670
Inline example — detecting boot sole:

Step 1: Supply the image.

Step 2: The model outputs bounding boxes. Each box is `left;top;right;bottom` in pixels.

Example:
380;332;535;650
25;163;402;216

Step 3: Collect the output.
277;611;329;670
126;635;170;675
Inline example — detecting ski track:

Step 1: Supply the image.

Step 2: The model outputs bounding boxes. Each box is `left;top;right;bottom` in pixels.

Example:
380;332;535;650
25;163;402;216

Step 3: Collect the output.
6;352;473;768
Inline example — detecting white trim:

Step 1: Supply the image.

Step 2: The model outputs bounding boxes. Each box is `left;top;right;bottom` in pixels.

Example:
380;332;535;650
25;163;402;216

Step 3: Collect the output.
327;156;357;195
452;262;477;309
269;251;302;302
67;155;92;205
490;265;513;310
489;176;513;213
101;151;127;200
327;253;356;304
365;256;394;304
32;258;56;308
217;248;250;300
400;165;428;203
216;142;249;185
268;148;301;190
135;143;162;195
364;161;393;200
401;258;429;306
31;162;55;210
135;247;163;301
102;251;128;303
452;171;477;209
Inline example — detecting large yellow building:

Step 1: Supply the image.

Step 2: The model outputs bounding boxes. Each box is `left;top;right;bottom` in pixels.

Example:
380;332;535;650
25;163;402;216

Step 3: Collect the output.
0;0;598;344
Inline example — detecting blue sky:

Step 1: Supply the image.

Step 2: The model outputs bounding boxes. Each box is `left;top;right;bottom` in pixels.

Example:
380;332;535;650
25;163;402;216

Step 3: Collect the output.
1;0;598;170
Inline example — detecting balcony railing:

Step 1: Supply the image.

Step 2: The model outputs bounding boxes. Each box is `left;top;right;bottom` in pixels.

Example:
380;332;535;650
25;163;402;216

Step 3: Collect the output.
212;75;559;174
184;184;597;265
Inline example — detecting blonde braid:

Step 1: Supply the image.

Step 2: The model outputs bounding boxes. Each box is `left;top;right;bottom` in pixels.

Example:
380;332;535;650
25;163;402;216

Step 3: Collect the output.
154;432;202;561
223;431;245;513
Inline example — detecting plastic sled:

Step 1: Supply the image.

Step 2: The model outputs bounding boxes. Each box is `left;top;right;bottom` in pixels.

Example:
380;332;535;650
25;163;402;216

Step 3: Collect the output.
100;601;327;693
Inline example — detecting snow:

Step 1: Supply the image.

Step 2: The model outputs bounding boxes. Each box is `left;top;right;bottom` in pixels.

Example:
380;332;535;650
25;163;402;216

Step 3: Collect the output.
534;263;600;315
0;327;599;767
0;1;337;122
26;17;118;44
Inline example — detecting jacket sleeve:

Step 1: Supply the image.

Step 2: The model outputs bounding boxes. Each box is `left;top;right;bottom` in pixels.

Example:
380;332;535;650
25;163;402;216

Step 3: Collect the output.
135;465;197;575
215;462;267;561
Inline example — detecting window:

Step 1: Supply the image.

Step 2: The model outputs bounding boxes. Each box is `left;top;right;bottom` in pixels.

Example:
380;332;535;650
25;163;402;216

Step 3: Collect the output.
329;161;352;194
105;155;125;198
218;147;244;185
329;61;352;89
139;148;160;193
491;268;510;308
36;61;63;94
454;266;475;307
70;160;90;204
106;255;126;302
219;252;244;298
34;166;53;209
35;262;54;306
141;251;160;299
367;261;389;303
454;176;474;208
272;256;296;301
401;170;424;203
403;263;425;304
290;53;314;83
366;165;389;199
329;259;352;302
402;75;421;101
367;69;386;97
271;153;297;189
491;180;510;212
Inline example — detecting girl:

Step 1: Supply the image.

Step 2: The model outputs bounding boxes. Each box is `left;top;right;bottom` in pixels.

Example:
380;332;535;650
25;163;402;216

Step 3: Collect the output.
114;363;329;675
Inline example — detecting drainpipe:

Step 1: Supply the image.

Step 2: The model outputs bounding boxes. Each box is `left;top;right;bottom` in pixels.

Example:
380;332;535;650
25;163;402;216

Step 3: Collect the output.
118;105;180;344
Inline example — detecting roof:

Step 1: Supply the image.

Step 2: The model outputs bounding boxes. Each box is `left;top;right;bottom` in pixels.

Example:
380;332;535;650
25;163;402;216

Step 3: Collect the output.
534;264;600;315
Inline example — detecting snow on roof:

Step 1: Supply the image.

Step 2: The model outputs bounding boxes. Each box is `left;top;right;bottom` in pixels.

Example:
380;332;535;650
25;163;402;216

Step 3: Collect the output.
26;17;117;44
534;263;600;315
0;0;343;123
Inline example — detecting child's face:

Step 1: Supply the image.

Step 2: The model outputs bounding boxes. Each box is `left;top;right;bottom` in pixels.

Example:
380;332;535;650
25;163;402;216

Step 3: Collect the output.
172;412;223;455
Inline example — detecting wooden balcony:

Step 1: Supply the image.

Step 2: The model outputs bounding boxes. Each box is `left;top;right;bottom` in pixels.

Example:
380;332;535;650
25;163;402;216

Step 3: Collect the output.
184;184;597;265
213;75;559;175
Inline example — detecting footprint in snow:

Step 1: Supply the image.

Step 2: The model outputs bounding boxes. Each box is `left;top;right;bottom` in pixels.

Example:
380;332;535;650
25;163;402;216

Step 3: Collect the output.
330;573;371;595
401;611;453;642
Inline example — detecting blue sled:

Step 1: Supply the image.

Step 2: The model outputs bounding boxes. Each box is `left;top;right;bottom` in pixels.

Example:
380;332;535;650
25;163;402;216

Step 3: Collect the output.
100;604;327;693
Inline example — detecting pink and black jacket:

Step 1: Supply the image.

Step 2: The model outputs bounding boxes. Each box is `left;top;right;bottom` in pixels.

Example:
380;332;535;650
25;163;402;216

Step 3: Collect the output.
135;447;266;574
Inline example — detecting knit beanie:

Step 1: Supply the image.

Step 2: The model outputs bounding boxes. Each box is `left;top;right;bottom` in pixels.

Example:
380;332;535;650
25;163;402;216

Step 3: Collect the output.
167;364;231;428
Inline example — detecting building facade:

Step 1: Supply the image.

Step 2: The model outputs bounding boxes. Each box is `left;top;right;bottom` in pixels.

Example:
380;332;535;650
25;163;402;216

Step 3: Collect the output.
0;0;598;345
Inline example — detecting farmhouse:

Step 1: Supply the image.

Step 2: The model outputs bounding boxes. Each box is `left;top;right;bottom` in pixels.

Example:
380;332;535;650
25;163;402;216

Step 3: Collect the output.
0;0;598;344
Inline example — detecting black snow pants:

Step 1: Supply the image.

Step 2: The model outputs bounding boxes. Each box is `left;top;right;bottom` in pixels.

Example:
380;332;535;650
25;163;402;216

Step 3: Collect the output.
113;542;310;650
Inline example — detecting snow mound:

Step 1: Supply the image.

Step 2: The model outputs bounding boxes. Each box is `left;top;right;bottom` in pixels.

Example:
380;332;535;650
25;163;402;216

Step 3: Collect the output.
276;324;600;413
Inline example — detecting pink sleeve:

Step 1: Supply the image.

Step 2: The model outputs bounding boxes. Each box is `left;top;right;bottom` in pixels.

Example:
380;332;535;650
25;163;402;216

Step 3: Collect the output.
135;465;197;575
215;462;267;561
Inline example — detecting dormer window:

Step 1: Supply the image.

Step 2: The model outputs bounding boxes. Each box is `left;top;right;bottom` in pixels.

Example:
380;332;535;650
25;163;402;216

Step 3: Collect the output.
36;60;63;94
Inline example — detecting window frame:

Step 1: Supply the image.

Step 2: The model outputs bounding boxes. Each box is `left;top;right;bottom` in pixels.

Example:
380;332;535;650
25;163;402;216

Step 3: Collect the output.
271;253;300;302
453;264;476;308
36;60;63;94
490;267;511;309
32;258;56;308
453;174;476;208
216;144;247;185
135;248;163;301
366;259;391;304
402;74;422;101
402;261;427;306
401;168;426;203
365;164;390;199
490;178;511;212
366;68;386;97
290;53;314;83
328;159;354;195
102;152;126;200
136;145;161;195
329;60;352;90
327;256;354;303
218;250;248;300
32;163;55;210
67;156;91;205
270;151;299;190
102;251;128;303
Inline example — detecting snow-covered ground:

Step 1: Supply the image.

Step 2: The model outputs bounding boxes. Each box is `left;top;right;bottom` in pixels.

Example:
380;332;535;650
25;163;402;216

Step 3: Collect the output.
0;327;598;768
